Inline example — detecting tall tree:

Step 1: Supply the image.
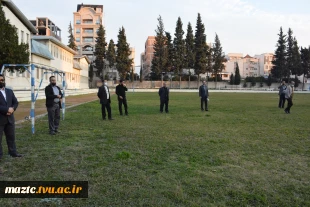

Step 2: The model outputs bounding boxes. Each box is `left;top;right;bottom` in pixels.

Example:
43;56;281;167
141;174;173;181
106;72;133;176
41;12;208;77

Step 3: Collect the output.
194;13;207;82
139;65;143;82
300;46;310;90
116;26;133;80
229;73;234;85
185;22;195;71
106;39;116;68
0;2;29;72
173;17;186;87
206;44;212;82
267;74;272;88
291;37;302;79
212;33;226;88
286;28;294;79
271;27;287;80
151;16;168;79
94;24;107;80
234;62;241;85
165;31;174;73
67;22;77;51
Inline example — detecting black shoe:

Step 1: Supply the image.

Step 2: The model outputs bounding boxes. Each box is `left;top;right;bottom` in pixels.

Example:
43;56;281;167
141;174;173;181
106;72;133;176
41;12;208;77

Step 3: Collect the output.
50;131;56;135
10;153;22;157
108;118;114;120
205;109;209;111
284;109;288;114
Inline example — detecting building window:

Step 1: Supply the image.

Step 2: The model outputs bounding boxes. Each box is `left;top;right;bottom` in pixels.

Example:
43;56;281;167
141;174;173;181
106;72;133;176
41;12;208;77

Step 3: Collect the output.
76;38;80;42
84;29;93;33
21;30;24;43
83;37;93;42
76;29;80;33
76;20;81;24
83;19;93;24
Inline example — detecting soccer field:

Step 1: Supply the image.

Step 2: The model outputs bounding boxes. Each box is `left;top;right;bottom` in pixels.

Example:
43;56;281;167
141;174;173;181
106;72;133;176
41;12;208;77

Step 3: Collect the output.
1;92;310;206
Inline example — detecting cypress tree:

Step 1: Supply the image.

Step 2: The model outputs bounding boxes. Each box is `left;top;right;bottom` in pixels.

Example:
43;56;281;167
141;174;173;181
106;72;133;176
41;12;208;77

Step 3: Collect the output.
291;37;302;79
116;26;133;80
67;22;77;51
194;13;207;82
286;28;294;79
151;15;168;79
94;24;107;80
165;31;174;73
106;39;116;68
173;17;185;86
271;27;287;80
267;74;272;88
229;73;234;85
212;33;226;88
185;22;195;71
234;62;241;85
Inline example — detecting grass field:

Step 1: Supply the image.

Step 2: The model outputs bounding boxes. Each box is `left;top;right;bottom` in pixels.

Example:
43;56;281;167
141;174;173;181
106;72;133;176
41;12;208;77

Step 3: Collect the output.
0;92;310;206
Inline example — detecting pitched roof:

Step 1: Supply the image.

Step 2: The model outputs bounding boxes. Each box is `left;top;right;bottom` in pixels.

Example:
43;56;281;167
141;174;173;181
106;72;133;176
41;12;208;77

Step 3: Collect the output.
244;54;252;58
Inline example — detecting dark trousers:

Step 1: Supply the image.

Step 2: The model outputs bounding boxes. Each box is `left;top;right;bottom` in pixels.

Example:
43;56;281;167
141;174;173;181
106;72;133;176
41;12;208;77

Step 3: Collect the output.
201;97;208;110
47;103;60;133
160;100;169;113
0;119;17;157
118;98;128;115
101;102;112;119
278;93;286;108
285;97;293;112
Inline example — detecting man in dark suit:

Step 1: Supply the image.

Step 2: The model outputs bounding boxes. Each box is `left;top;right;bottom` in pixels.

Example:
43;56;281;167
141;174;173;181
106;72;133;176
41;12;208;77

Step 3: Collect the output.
199;80;209;111
45;76;63;135
115;80;128;116
0;74;22;158
97;80;113;120
159;82;169;113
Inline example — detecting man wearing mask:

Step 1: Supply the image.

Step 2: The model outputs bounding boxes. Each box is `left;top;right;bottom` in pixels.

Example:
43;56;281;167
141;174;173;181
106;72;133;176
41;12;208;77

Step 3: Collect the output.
97;80;113;120
199;80;209;111
0;74;22;158
45;76;63;135
159;82;169;113
115;80;128;116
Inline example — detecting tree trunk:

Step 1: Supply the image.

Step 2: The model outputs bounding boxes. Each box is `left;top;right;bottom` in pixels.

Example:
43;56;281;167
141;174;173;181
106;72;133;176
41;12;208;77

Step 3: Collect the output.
179;75;181;89
302;74;305;91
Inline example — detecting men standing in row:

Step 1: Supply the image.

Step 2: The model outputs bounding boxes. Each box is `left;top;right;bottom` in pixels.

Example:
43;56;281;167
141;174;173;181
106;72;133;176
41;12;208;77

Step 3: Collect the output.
0;74;22;158
285;81;294;114
278;80;287;108
45;76;63;135
159;82;169;113
97;80;113;120
116;80;128;116
199;80;209;111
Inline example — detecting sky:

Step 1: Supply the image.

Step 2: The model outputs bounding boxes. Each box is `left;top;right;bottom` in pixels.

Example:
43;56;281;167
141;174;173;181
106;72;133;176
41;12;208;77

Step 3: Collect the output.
12;0;310;73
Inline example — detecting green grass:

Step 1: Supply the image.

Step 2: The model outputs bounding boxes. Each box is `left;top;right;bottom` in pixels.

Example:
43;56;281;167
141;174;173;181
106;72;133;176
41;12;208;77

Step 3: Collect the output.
1;92;310;206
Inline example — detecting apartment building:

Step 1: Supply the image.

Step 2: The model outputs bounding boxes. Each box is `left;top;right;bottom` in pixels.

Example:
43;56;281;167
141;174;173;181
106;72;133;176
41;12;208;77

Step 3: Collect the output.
73;3;103;61
141;36;155;79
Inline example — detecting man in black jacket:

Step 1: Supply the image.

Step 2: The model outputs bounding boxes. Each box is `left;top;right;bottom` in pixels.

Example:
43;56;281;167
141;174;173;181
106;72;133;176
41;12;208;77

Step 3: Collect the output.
97;80;113;120
115;80;128;116
45;76;63;135
0;74;22;158
199;80;209;111
159;82;169;113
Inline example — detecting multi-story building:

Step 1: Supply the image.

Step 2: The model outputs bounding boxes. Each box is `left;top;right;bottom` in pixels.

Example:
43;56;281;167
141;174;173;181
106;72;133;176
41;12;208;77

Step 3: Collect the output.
73;3;103;61
254;53;274;78
142;36;155;79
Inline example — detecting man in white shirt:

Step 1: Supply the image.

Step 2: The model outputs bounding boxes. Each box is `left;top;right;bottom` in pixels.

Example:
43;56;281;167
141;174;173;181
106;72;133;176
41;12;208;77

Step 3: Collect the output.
97;80;113;120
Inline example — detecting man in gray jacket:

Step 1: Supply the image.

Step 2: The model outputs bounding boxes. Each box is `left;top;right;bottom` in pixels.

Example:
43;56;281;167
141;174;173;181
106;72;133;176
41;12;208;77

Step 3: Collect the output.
284;81;294;114
199;80;209;111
